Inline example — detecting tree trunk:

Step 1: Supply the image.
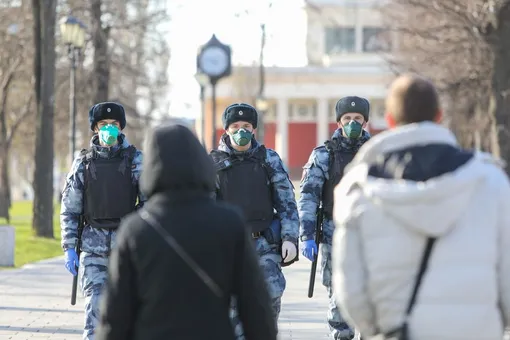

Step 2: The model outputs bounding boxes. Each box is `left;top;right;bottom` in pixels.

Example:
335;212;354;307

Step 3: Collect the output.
32;0;56;238
485;2;510;175
32;0;41;105
91;0;110;103
0;81;11;214
0;105;8;223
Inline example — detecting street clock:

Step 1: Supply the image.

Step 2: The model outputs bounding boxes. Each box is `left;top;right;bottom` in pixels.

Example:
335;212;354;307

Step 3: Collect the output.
197;34;232;83
198;46;230;78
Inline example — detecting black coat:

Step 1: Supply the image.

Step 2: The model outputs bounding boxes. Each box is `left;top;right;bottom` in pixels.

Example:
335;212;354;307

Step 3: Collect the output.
95;124;277;340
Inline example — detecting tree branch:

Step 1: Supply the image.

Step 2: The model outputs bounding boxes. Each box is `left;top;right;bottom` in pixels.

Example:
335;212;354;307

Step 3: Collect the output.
6;92;33;148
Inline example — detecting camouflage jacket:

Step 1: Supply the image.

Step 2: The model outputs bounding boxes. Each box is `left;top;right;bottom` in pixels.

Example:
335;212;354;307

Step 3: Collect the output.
214;135;299;245
298;129;370;245
60;134;145;255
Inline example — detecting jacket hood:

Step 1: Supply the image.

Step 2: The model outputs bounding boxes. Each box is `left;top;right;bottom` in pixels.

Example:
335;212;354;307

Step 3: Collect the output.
140;123;216;198
338;122;502;237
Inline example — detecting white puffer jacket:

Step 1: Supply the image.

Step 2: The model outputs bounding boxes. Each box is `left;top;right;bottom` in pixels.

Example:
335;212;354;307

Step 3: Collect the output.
332;123;510;340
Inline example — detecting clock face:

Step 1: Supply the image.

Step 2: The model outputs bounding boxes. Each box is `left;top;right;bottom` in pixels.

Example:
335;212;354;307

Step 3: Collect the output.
199;46;229;77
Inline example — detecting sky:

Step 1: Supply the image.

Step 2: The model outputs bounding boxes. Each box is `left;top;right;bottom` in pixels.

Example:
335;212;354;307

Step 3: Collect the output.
165;0;308;119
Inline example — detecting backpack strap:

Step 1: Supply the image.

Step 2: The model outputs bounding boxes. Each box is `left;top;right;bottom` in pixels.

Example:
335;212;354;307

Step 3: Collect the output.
405;238;436;315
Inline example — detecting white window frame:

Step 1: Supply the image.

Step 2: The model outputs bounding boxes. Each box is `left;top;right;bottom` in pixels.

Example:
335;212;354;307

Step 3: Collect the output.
324;26;357;55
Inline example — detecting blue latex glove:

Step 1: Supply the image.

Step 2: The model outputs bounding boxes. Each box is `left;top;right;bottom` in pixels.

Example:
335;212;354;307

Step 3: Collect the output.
64;249;79;276
301;239;318;262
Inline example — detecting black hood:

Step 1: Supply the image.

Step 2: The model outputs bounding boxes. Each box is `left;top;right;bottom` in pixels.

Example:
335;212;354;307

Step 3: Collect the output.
140;123;216;198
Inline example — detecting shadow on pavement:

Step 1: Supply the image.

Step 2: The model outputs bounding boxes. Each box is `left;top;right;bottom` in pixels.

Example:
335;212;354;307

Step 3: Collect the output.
0;326;81;334
0;306;82;313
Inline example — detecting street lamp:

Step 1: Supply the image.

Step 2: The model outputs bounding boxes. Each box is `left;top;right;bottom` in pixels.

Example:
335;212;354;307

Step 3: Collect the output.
60;15;86;167
194;72;209;146
255;95;269;143
255;96;269;111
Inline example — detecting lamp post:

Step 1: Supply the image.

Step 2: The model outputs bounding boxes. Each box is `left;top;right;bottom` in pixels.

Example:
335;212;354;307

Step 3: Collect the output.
197;35;232;149
194;72;209;146
60;15;86;166
255;95;269;143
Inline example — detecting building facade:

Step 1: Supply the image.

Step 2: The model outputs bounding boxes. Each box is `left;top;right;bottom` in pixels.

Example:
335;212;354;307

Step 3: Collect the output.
199;0;395;178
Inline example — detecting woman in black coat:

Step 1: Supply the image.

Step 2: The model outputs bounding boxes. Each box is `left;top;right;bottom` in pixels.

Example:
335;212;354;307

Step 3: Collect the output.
95;123;277;340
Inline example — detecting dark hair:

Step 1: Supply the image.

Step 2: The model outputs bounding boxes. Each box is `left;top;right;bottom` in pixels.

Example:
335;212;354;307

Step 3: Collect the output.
386;74;440;125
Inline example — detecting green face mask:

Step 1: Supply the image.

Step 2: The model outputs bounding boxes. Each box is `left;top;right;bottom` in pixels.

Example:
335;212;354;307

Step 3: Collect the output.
231;128;252;146
343;120;363;139
99;124;119;146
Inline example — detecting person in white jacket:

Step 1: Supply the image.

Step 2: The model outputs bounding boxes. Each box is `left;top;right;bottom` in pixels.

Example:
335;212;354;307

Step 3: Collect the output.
331;74;510;340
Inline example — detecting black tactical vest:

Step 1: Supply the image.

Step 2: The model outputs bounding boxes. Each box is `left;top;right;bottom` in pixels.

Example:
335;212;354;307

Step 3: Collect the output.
322;139;356;219
211;146;274;233
82;146;138;229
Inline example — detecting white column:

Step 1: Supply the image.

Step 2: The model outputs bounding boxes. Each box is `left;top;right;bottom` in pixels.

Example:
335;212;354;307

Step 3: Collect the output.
355;6;363;53
316;97;329;146
275;98;289;165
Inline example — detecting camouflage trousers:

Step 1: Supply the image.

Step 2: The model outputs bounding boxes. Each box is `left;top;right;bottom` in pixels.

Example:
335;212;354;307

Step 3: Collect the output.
321;243;355;340
79;252;109;340
230;238;286;340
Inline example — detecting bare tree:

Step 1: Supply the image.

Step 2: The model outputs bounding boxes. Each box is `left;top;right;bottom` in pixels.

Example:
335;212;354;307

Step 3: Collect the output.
379;0;497;150
0;3;35;220
481;1;510;164
0;0;171;202
0;6;28;220
307;0;504;153
32;0;57;238
0;0;171;218
91;0;110;103
108;0;170;145
58;0;170;151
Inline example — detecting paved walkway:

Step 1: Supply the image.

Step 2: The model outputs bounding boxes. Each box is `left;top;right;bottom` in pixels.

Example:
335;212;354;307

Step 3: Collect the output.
0;256;331;340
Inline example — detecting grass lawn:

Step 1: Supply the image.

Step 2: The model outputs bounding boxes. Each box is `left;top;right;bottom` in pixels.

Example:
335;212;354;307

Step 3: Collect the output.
0;201;62;268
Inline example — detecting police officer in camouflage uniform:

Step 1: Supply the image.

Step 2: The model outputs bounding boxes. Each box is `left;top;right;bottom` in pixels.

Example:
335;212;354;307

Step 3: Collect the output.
210;103;299;340
60;102;145;340
298;96;371;340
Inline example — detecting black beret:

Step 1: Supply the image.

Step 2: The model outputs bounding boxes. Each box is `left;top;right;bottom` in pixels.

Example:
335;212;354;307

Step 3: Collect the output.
88;102;127;131
222;103;258;129
335;96;370;122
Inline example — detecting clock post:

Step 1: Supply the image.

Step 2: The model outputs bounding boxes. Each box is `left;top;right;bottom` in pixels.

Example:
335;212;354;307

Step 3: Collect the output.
196;34;232;150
